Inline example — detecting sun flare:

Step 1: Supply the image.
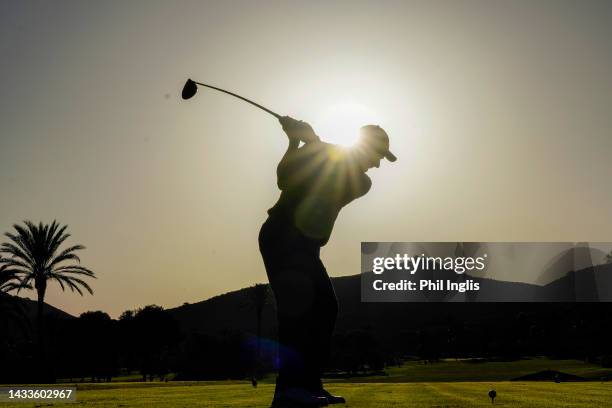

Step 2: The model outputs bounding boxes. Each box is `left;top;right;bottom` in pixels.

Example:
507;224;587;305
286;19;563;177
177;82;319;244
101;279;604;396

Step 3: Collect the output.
314;102;381;146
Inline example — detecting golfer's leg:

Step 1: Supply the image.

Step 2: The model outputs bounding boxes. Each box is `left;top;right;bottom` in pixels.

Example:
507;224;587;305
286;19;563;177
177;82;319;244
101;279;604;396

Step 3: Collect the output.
297;251;339;392
311;257;338;390
259;220;303;391
270;253;319;390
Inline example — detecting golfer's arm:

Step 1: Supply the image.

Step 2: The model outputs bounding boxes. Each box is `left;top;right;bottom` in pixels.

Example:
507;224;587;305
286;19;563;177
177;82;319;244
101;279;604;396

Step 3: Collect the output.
276;134;321;190
282;126;320;145
276;140;299;190
286;137;300;150
300;133;321;144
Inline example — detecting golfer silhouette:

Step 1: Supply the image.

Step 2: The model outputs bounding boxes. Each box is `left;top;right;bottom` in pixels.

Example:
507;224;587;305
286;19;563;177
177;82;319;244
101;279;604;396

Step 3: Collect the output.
259;116;396;407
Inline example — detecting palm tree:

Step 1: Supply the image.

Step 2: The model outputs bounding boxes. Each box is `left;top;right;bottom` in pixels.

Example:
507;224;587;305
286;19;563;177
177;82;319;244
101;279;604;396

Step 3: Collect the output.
0;220;96;355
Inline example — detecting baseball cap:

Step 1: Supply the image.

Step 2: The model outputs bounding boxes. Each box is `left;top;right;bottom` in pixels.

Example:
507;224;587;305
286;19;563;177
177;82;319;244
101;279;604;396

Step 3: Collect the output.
359;125;397;162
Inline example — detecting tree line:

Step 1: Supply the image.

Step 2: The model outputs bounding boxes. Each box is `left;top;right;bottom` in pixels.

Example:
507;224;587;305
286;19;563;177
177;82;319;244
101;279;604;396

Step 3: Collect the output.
2;220;612;383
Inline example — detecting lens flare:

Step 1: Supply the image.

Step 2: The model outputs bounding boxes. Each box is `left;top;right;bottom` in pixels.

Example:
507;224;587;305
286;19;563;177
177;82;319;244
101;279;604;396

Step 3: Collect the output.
314;102;380;146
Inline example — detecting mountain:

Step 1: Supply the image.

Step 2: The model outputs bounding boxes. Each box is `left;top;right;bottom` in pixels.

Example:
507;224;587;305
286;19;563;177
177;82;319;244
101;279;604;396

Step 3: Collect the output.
167;264;612;344
0;293;74;320
0;293;74;342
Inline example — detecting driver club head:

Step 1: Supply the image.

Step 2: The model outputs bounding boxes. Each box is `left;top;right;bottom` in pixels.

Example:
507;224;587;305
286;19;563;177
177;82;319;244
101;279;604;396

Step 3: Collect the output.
181;78;198;100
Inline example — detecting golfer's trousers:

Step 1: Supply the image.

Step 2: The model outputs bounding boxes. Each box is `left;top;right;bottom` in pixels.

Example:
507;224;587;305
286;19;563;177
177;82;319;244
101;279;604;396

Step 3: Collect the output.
259;215;338;391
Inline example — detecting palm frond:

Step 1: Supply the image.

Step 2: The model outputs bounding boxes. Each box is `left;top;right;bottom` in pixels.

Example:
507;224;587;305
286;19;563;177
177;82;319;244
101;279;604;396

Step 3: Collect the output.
1;281;18;292
66;276;94;295
13;222;36;252
0;267;30;277
0;256;33;271
50;274;81;295
2;281;32;292
53;264;96;277
42;221;67;266
1;262;33;293
49;273;66;291
1;236;35;265
0;263;21;293
47;223;69;256
16;276;34;294
46;245;84;269
50;274;93;296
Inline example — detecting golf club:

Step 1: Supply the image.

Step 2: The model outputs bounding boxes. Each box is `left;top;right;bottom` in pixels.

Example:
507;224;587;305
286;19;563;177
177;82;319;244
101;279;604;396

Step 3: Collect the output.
181;78;281;119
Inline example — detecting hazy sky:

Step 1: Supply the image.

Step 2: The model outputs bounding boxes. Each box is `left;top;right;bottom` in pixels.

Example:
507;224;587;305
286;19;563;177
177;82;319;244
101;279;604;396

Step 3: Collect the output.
1;1;612;317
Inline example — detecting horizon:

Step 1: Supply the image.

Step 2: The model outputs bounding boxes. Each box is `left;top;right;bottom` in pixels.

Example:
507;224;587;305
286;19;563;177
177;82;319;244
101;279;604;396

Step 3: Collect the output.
9;247;612;319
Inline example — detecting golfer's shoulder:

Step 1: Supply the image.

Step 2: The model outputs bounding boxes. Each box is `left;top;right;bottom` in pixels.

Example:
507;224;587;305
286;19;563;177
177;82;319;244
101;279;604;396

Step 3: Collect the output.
359;172;372;193
362;172;372;185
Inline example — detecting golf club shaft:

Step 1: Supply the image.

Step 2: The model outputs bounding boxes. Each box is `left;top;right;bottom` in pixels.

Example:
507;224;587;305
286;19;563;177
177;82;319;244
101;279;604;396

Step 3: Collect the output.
193;81;281;119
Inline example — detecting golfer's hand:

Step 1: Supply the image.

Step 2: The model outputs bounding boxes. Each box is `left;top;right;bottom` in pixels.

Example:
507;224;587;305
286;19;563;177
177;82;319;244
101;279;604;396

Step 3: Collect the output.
280;116;319;144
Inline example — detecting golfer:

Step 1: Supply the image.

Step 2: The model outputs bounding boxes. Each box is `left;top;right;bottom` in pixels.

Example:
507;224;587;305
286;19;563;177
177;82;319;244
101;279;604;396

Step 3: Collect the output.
259;116;396;406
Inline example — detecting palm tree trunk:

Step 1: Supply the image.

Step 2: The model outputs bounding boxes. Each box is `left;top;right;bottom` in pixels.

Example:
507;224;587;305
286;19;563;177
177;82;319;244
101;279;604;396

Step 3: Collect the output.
36;284;46;359
36;282;54;383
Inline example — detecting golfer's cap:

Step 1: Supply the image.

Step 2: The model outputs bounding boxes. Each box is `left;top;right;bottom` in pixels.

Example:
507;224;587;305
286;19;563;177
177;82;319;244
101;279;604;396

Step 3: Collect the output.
359;125;397;162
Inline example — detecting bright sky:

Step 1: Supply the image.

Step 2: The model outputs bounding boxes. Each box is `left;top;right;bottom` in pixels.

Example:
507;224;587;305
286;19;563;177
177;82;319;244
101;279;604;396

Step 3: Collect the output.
1;1;612;317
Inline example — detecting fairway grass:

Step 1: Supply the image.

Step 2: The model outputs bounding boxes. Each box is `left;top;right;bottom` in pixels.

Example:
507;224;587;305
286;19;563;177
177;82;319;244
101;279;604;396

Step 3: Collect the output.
354;358;612;382
1;381;611;407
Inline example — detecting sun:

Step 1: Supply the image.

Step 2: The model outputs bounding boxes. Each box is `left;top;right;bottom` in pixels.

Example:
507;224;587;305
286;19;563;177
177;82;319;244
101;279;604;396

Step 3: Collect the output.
314;102;381;146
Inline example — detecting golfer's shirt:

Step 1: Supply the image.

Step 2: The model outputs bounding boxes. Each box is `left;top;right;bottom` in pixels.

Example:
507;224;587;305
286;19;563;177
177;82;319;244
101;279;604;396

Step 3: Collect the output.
268;141;371;246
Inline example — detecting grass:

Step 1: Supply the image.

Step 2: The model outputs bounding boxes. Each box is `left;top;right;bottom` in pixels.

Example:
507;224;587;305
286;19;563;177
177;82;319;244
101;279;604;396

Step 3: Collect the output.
244;358;612;385
63;358;609;384
340;357;612;382
2;359;611;407
1;381;611;407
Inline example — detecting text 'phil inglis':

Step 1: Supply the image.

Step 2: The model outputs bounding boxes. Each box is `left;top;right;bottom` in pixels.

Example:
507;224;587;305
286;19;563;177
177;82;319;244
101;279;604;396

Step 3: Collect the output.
373;279;480;292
